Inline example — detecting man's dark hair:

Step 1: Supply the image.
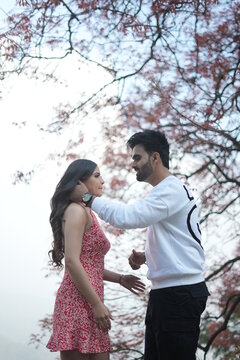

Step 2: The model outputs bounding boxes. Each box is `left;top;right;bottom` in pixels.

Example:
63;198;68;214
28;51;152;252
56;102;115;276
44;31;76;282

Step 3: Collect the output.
127;129;169;169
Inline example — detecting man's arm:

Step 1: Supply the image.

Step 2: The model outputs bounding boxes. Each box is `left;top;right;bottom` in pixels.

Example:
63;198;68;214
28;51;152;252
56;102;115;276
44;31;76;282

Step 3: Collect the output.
70;181;168;229
92;195;168;229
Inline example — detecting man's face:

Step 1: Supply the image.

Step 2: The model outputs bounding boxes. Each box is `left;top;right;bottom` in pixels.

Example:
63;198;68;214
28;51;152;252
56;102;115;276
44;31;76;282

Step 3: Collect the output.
131;144;153;182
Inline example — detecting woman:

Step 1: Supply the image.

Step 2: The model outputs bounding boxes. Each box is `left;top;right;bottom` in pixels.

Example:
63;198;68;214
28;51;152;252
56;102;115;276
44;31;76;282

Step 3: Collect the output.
46;159;145;360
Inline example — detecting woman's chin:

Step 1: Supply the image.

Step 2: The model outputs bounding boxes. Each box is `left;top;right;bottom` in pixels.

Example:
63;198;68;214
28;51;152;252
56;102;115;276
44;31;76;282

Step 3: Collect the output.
93;192;102;197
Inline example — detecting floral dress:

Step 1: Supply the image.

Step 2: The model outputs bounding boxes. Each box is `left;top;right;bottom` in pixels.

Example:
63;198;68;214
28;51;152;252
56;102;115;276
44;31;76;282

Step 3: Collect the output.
47;210;111;353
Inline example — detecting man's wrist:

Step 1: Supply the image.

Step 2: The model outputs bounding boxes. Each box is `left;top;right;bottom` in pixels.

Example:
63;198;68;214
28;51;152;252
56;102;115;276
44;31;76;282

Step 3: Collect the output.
87;195;95;208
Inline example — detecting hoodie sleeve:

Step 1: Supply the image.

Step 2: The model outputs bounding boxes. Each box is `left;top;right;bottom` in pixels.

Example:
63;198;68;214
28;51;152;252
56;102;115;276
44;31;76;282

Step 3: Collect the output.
92;190;169;229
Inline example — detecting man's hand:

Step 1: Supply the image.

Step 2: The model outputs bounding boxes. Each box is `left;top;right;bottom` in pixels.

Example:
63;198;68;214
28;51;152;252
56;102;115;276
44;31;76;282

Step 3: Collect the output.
128;249;146;270
70;181;89;203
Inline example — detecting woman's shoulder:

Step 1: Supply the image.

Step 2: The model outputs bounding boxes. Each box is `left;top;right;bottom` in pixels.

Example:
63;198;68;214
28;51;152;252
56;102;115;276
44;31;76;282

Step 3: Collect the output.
64;202;88;221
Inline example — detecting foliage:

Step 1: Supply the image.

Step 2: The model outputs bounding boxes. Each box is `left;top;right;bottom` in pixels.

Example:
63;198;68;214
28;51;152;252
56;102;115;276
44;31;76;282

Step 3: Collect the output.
1;0;240;358
200;247;240;359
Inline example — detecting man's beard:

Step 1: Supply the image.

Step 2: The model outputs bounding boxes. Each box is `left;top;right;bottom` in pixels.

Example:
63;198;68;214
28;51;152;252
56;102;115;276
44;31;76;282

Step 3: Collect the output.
136;160;152;182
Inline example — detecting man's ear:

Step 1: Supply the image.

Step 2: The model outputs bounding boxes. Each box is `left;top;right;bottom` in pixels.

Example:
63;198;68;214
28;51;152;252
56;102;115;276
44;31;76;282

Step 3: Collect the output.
152;152;160;162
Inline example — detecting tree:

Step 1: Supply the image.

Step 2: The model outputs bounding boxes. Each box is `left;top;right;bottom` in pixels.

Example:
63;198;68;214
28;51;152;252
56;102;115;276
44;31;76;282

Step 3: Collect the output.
1;0;240;358
200;246;240;359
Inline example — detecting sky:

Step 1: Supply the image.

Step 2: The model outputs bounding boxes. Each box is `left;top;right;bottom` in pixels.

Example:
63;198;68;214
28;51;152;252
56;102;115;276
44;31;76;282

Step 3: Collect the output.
0;82;63;359
0;8;54;360
0;2;237;360
0;3;117;356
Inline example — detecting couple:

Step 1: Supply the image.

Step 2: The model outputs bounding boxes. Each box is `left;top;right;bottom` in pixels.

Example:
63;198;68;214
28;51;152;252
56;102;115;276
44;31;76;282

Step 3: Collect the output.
47;129;209;360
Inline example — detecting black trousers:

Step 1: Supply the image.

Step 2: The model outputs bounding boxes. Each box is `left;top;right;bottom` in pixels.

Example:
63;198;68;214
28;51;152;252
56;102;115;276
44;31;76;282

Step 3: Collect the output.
144;282;209;360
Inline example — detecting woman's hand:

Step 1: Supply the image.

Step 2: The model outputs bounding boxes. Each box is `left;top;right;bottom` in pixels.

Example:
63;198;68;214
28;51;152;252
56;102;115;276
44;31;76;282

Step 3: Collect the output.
93;302;112;332
120;274;145;295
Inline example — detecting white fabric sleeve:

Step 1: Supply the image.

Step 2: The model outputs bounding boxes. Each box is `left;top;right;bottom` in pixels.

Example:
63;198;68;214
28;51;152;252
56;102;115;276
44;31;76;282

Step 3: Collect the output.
91;192;169;229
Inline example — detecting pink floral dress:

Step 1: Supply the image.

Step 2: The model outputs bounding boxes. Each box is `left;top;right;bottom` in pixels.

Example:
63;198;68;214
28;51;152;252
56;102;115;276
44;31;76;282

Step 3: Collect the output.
46;210;111;353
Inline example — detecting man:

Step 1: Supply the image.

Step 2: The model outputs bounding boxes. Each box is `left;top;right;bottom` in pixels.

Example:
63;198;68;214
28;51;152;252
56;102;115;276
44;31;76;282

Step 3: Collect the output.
74;129;209;360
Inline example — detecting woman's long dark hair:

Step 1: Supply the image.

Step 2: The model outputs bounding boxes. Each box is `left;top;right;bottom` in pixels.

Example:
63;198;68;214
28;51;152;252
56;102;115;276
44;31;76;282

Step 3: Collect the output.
48;159;97;269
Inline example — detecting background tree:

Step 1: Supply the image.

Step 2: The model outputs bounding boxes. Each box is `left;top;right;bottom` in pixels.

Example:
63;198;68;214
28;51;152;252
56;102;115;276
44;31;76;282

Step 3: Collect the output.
1;0;240;359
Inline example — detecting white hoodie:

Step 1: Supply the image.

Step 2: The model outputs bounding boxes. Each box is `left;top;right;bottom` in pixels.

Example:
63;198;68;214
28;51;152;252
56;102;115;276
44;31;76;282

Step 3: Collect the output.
92;175;205;289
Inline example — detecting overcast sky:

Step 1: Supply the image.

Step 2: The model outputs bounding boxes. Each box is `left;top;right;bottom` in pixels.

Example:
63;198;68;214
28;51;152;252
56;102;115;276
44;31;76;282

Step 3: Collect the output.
0;80;62;359
0;5;116;355
0;3;236;360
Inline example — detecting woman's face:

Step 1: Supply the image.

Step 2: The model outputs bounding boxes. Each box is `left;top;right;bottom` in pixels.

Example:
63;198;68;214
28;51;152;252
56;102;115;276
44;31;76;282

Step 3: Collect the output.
83;166;104;197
